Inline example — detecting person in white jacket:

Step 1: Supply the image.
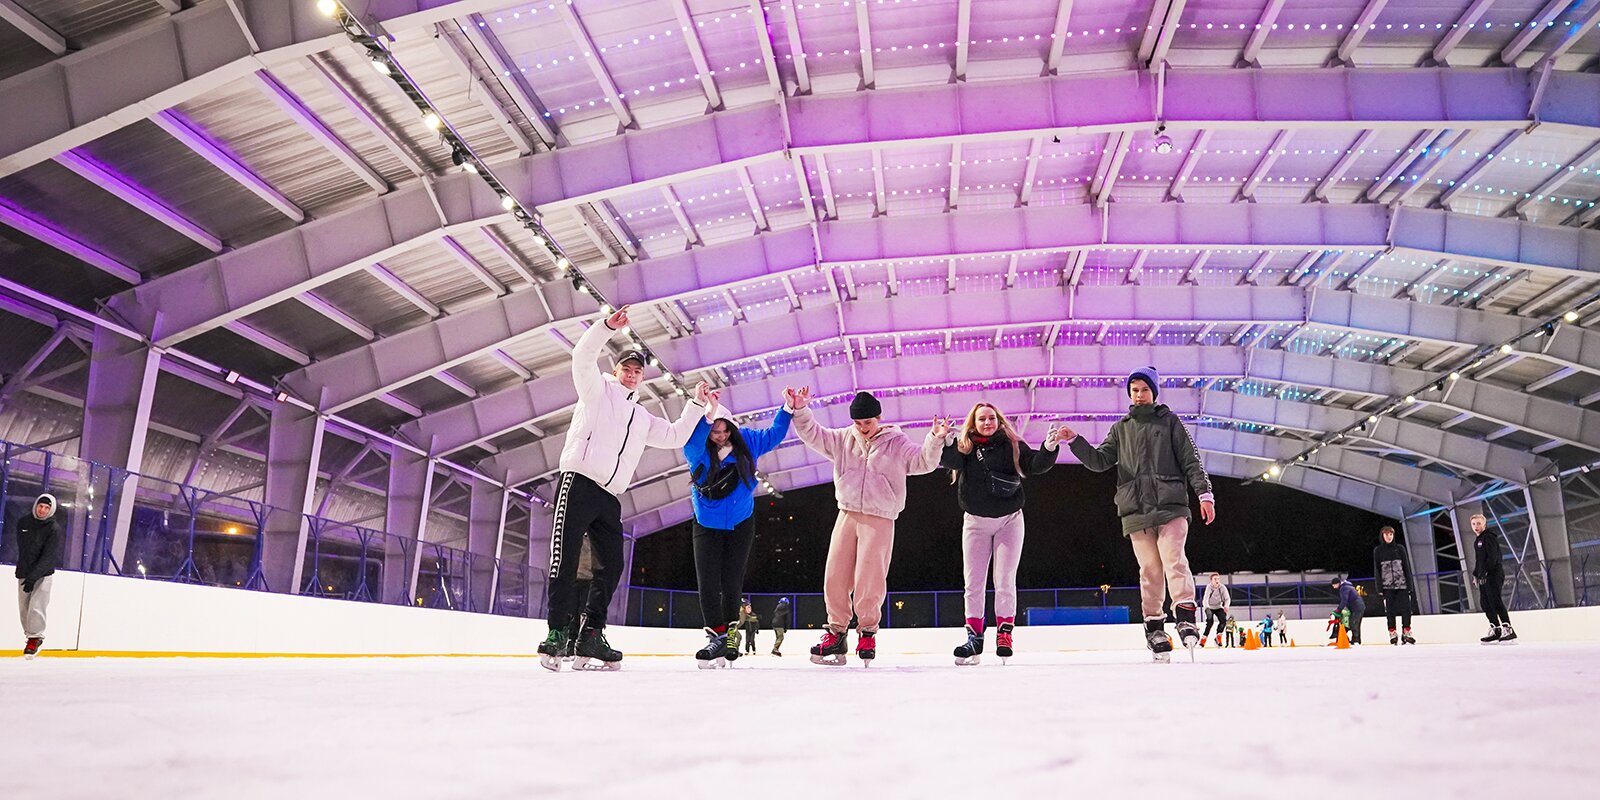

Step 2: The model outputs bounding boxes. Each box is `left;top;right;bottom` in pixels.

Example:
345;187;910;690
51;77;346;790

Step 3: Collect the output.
784;387;949;665
1200;572;1230;647
539;305;712;671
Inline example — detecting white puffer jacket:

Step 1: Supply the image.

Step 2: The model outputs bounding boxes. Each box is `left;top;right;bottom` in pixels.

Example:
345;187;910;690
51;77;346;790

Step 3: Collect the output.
559;321;705;495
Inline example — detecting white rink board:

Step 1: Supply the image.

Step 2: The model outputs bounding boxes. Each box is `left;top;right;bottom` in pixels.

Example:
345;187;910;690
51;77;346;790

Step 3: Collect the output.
5;570;1600;655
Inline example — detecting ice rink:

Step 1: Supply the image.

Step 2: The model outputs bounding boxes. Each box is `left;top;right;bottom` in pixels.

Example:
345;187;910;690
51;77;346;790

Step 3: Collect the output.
2;641;1595;799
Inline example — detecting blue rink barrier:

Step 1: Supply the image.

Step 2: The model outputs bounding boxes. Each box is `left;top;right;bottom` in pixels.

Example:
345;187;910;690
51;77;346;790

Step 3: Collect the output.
1027;607;1131;626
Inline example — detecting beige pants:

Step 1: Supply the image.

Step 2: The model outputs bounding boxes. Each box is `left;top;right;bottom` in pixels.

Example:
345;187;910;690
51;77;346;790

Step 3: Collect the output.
1129;517;1194;619
17;575;51;639
823;511;896;633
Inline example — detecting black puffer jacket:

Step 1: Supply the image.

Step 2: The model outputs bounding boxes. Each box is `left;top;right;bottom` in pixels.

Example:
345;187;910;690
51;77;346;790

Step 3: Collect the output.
940;433;1059;518
1473;531;1503;578
1068;404;1213;536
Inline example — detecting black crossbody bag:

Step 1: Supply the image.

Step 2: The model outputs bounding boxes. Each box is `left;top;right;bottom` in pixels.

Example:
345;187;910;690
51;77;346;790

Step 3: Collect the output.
691;461;742;501
974;446;1022;498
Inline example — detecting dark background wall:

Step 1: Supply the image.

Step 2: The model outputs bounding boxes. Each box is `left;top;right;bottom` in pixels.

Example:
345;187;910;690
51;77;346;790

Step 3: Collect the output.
631;465;1397;592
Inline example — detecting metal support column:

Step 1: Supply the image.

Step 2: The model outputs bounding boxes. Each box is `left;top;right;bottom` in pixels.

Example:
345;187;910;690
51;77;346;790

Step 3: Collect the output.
261;402;325;594
1451;500;1484;612
80;326;161;570
1401;510;1440;613
466;478;505;613
384;448;434;605
527;501;553;619
1525;481;1575;607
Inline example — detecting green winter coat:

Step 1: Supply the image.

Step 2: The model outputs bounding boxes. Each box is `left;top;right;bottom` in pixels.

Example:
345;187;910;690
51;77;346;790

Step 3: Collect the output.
1067;403;1214;537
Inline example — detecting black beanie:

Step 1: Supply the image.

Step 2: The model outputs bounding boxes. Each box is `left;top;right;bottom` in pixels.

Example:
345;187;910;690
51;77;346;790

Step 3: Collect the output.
848;391;882;420
1128;366;1160;400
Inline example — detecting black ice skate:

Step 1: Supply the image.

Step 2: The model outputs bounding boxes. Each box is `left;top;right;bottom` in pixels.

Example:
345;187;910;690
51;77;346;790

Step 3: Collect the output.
1401;628;1416;645
1497;623;1518;644
573;626;623;671
537;627;569;672
1144;618;1173;664
995;622;1014;663
22;637;42;660
953;624;983;666
1480;625;1503;644
1389;629;1400;646
696;628;730;670
810;628;848;666
856;630;877;666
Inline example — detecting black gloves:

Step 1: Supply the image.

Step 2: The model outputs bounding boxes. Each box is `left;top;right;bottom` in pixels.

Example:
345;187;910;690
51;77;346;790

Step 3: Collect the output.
21;579;36;593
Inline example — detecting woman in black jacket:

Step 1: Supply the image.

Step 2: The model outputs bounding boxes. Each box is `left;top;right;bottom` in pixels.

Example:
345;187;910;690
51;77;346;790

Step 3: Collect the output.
941;403;1060;664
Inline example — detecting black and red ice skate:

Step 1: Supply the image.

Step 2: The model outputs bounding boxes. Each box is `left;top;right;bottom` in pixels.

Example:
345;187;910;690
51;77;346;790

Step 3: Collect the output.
855;631;877;666
810;629;848;666
995;622;1014;664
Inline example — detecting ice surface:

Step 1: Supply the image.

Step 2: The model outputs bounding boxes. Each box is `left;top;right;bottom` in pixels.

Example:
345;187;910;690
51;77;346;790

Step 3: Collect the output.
2;643;1595;799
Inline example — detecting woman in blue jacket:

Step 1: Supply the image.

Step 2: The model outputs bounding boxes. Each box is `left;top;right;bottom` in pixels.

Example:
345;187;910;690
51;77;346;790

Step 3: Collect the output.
685;397;792;667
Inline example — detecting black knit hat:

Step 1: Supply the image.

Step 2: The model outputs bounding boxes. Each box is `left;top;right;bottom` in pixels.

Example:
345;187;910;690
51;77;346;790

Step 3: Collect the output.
848;391;882;420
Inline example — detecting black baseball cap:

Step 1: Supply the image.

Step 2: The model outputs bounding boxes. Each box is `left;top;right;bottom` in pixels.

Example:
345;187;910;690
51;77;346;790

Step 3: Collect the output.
615;350;648;368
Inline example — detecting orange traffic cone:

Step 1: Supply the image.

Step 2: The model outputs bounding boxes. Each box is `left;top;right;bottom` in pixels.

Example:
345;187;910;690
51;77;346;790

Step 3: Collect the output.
1335;623;1351;649
1243;629;1260;650
1290;638;1297;647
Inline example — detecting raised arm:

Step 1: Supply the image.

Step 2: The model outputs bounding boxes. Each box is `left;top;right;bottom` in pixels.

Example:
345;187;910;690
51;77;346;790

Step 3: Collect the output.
570;314;623;404
902;421;950;476
742;406;794;459
787;388;852;462
644;382;710;450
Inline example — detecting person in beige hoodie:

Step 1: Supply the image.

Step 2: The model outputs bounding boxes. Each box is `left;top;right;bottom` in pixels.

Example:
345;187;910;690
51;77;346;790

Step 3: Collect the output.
784;387;950;665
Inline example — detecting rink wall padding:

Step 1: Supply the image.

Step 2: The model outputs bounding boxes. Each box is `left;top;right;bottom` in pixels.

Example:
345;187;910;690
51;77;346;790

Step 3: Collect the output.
5;573;1600;656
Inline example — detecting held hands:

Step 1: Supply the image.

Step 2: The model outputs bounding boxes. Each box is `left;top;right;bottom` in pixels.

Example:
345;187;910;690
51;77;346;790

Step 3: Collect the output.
1043;424;1062;449
693;381;712;405
1200;500;1217;525
783;386;813;410
605;305;631;330
705;388;722;418
1055;423;1078;443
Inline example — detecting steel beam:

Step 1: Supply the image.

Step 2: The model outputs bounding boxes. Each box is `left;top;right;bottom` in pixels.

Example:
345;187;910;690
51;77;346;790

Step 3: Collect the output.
558;0;632;128
261;402;326;595
0;0;64;55
383;449;434;605
1432;0;1497;65
1241;0;1287;66
151;110;304;222
251;70;387;193
1045;0;1076;73
79;328;161;570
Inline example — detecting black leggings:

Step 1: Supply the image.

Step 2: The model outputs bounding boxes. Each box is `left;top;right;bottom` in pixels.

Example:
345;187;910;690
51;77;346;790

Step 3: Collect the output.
692;518;755;629
1382;589;1412;630
1202;608;1227;636
1479;571;1510;626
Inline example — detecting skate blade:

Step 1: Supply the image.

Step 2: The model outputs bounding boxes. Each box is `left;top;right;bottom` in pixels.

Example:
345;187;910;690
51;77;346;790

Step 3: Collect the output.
573;657;622;671
809;654;847;666
538;654;563;672
696;657;727;670
1152;652;1172;664
860;658;873;668
954;655;981;666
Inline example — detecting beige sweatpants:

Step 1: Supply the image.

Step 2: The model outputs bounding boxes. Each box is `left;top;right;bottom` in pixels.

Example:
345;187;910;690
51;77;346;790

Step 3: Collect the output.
17;575;51;639
1129;517;1194;619
823;511;896;633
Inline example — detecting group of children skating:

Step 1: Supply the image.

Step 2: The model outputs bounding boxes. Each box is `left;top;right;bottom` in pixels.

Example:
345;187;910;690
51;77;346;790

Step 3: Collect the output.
532;306;1219;670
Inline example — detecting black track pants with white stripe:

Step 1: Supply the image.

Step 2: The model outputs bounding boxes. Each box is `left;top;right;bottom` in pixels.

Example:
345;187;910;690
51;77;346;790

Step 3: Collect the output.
545;472;626;631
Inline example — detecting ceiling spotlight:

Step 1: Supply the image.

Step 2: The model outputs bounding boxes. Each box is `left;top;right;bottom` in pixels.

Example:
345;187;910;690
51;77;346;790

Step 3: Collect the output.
1405;394;1417;404
1153;124;1173;155
576;283;591;295
1268;464;1282;477
317;0;340;17
224;370;241;385
600;303;614;314
556;257;571;271
1564;310;1580;323
368;54;392;75
1449;371;1461;381
1499;343;1514;354
462;161;479;174
1366;415;1379;425
423;111;442;130
500;195;516;211
275;391;290;403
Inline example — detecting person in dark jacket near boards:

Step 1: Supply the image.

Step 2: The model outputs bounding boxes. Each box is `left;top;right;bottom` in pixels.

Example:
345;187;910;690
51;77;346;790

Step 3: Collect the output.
771;595;790;656
1372;525;1417;645
941;402;1061;665
1061;366;1217;662
1332;576;1366;645
1471;513;1517;643
14;493;61;659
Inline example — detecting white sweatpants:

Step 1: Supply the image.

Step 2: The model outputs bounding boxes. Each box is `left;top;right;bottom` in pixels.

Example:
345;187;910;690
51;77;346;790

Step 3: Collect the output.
961;511;1026;621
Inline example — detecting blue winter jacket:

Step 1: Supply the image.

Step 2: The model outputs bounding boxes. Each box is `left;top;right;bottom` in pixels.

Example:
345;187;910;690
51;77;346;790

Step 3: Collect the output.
684;408;793;530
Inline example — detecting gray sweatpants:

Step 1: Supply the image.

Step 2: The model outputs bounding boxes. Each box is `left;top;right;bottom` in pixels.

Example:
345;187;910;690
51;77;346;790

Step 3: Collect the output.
18;575;51;639
962;511;1026;620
